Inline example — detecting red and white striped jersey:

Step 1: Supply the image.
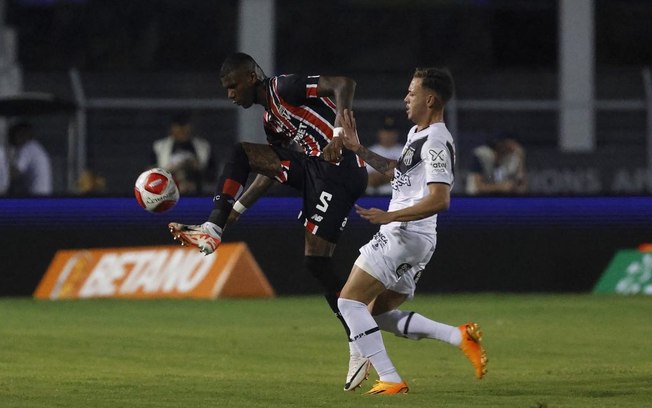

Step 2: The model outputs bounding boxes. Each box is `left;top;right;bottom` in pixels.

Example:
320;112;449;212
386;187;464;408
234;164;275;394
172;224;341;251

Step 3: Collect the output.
262;74;364;167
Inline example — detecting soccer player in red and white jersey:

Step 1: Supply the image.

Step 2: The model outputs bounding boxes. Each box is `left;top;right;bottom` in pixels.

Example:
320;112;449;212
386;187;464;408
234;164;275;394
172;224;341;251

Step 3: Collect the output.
336;68;487;395
168;52;368;369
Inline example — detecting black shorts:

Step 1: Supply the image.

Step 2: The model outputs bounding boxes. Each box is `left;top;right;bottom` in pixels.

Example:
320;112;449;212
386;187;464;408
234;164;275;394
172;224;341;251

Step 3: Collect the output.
270;146;368;243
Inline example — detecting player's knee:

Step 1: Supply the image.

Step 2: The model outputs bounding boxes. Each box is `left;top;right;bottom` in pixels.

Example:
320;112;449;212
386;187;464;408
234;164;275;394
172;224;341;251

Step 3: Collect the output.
229;142;248;162
304;255;343;293
223;143;244;165
304;233;335;256
304;255;332;279
374;309;419;339
373;310;401;333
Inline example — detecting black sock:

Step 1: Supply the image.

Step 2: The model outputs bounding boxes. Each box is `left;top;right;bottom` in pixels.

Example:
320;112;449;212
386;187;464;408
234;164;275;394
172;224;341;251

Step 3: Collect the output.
208;143;251;227
304;255;350;338
208;195;235;227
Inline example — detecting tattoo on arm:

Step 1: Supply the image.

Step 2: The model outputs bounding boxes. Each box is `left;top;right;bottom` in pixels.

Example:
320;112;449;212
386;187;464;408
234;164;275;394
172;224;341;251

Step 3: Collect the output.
242;143;283;176
356;145;396;176
239;175;276;208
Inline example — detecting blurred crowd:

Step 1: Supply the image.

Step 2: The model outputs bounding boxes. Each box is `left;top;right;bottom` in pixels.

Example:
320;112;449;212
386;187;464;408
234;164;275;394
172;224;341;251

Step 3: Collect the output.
0;113;528;198
1;121;53;196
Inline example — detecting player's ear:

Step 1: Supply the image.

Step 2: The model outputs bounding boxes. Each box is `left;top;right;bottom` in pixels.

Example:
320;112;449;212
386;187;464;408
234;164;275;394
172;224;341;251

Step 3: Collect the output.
426;93;436;109
246;71;254;83
247;70;258;84
429;92;443;110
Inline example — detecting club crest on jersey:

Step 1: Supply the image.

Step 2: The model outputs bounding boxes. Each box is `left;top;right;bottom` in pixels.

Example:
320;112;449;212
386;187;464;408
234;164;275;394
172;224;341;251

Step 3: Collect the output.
278;105;292;121
402;147;416;166
395;263;412;279
266;115;286;134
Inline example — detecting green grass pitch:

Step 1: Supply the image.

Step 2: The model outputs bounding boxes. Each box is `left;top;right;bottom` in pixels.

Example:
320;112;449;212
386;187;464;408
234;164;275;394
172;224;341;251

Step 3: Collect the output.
1;294;651;407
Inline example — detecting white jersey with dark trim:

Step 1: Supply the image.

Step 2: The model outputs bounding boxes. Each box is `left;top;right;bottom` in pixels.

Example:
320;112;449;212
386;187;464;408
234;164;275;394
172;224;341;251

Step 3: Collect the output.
388;122;455;232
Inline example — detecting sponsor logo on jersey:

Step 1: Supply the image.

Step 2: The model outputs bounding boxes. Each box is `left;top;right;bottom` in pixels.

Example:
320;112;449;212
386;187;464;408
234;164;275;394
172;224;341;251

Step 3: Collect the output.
429;149;448;173
430;149;446;162
311;214;324;222
391;173;412;189
395;263;412;279
293;122;308;143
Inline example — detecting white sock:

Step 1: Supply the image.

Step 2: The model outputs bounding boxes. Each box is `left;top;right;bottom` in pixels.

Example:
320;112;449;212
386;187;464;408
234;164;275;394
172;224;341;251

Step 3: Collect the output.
338;298;402;383
349;341;360;357
374;309;462;346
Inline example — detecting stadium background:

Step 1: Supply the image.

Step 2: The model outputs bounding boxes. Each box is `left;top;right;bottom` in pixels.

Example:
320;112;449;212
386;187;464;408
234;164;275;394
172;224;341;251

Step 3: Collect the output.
1;0;652;296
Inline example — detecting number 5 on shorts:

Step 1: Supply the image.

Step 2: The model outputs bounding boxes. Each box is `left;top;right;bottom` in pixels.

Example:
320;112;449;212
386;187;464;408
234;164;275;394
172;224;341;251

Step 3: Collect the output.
316;191;333;213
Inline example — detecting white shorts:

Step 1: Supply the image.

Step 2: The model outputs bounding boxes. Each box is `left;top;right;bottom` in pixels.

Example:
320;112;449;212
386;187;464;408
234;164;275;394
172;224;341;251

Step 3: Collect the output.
355;223;436;299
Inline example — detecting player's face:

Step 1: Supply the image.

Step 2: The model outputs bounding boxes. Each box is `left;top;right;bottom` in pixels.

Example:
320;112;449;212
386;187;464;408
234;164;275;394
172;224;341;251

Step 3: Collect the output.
404;78;427;124
221;67;258;108
404;77;439;126
170;123;191;142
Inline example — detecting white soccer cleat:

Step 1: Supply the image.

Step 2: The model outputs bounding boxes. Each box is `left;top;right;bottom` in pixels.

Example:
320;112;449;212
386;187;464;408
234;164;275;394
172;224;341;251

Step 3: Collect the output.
343;354;371;391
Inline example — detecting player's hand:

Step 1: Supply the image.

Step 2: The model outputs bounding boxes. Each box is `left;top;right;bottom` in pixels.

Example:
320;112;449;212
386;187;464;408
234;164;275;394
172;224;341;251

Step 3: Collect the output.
339;109;362;152
323;137;343;162
355;204;395;225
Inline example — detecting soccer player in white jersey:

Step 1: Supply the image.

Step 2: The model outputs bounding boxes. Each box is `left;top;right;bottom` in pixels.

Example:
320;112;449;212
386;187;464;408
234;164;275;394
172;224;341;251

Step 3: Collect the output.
337;68;487;395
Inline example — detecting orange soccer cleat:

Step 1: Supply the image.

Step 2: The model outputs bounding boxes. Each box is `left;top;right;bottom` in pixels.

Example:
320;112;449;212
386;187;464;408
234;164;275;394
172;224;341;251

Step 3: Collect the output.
458;322;488;379
364;380;409;396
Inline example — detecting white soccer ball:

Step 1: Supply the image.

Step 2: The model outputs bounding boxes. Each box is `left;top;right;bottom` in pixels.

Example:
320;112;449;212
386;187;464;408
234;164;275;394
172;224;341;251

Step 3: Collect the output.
134;168;180;213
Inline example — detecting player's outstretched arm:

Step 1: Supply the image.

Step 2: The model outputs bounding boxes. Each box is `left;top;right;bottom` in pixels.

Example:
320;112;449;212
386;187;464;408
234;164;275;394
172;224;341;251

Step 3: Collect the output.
225;174;277;227
317;76;356;124
340;109;397;177
355;183;450;224
318;76;356;163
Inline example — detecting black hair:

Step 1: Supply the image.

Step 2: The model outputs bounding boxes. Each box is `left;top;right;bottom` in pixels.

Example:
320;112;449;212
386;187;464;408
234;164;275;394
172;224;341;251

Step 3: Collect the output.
488;130;518;149
219;52;266;80
413;67;455;105
8;121;32;136
170;112;191;126
7;121;33;145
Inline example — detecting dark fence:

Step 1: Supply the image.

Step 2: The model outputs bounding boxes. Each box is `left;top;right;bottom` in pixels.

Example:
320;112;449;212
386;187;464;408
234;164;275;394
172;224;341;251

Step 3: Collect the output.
1;196;651;297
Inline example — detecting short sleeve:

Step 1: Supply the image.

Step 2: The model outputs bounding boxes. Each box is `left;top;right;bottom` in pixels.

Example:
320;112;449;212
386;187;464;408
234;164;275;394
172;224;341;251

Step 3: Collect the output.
423;138;454;185
275;74;319;105
304;75;320;98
